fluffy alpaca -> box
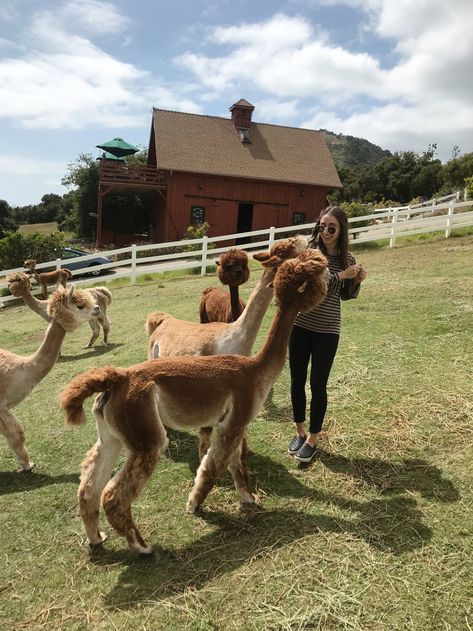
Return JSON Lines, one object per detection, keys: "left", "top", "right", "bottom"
{"left": 7, "top": 272, "right": 112, "bottom": 347}
{"left": 59, "top": 249, "right": 327, "bottom": 554}
{"left": 24, "top": 258, "right": 73, "bottom": 299}
{"left": 199, "top": 249, "right": 250, "bottom": 323}
{"left": 146, "top": 236, "right": 308, "bottom": 457}
{"left": 0, "top": 286, "right": 100, "bottom": 471}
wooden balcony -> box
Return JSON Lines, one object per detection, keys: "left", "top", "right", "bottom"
{"left": 98, "top": 160, "right": 167, "bottom": 190}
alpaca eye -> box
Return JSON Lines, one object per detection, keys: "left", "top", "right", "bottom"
{"left": 77, "top": 303, "right": 85, "bottom": 310}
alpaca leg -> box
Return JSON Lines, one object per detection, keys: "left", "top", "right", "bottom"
{"left": 0, "top": 408, "right": 34, "bottom": 471}
{"left": 187, "top": 426, "right": 243, "bottom": 513}
{"left": 77, "top": 418, "right": 122, "bottom": 546}
{"left": 227, "top": 434, "right": 256, "bottom": 505}
{"left": 41, "top": 284, "right": 48, "bottom": 299}
{"left": 198, "top": 427, "right": 213, "bottom": 460}
{"left": 86, "top": 319, "right": 100, "bottom": 348}
{"left": 100, "top": 315, "right": 110, "bottom": 345}
{"left": 101, "top": 449, "right": 160, "bottom": 554}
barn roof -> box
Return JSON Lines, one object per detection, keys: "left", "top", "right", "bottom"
{"left": 150, "top": 107, "right": 341, "bottom": 189}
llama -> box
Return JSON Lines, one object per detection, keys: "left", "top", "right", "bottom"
{"left": 7, "top": 272, "right": 112, "bottom": 348}
{"left": 59, "top": 249, "right": 327, "bottom": 554}
{"left": 146, "top": 236, "right": 308, "bottom": 458}
{"left": 0, "top": 286, "right": 100, "bottom": 471}
{"left": 24, "top": 258, "right": 73, "bottom": 299}
{"left": 199, "top": 248, "right": 250, "bottom": 323}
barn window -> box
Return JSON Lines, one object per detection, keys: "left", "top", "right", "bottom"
{"left": 190, "top": 205, "right": 205, "bottom": 224}
{"left": 293, "top": 212, "right": 307, "bottom": 225}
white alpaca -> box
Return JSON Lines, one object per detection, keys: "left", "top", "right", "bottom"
{"left": 7, "top": 272, "right": 112, "bottom": 348}
{"left": 0, "top": 286, "right": 100, "bottom": 471}
{"left": 146, "top": 236, "right": 308, "bottom": 457}
{"left": 60, "top": 249, "right": 327, "bottom": 554}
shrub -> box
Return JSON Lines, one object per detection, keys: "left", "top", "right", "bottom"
{"left": 0, "top": 231, "right": 66, "bottom": 270}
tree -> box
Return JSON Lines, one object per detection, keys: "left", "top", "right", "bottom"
{"left": 61, "top": 153, "right": 99, "bottom": 238}
{"left": 0, "top": 199, "right": 17, "bottom": 237}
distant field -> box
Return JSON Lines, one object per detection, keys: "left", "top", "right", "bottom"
{"left": 18, "top": 221, "right": 58, "bottom": 234}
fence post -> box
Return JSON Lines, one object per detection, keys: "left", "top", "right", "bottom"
{"left": 390, "top": 208, "right": 399, "bottom": 248}
{"left": 200, "top": 236, "right": 208, "bottom": 276}
{"left": 465, "top": 186, "right": 469, "bottom": 201}
{"left": 445, "top": 201, "right": 454, "bottom": 238}
{"left": 268, "top": 226, "right": 276, "bottom": 250}
{"left": 130, "top": 244, "right": 137, "bottom": 285}
{"left": 55, "top": 258, "right": 61, "bottom": 270}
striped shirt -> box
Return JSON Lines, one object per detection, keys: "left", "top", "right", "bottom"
{"left": 294, "top": 251, "right": 356, "bottom": 335}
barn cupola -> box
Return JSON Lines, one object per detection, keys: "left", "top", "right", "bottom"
{"left": 230, "top": 98, "right": 254, "bottom": 144}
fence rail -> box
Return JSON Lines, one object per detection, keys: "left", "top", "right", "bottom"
{"left": 1, "top": 199, "right": 472, "bottom": 306}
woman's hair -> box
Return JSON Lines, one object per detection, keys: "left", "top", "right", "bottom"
{"left": 308, "top": 205, "right": 350, "bottom": 269}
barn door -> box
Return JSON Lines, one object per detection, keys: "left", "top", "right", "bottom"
{"left": 236, "top": 202, "right": 254, "bottom": 245}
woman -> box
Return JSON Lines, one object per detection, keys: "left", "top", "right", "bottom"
{"left": 288, "top": 206, "right": 367, "bottom": 463}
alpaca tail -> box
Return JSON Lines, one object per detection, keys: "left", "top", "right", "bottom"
{"left": 59, "top": 366, "right": 125, "bottom": 425}
{"left": 146, "top": 311, "right": 169, "bottom": 336}
{"left": 92, "top": 287, "right": 112, "bottom": 305}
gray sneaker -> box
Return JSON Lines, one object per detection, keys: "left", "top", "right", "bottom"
{"left": 294, "top": 442, "right": 317, "bottom": 463}
{"left": 288, "top": 434, "right": 306, "bottom": 455}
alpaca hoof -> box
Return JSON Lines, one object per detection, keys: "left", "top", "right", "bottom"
{"left": 186, "top": 501, "right": 200, "bottom": 515}
{"left": 131, "top": 542, "right": 153, "bottom": 556}
{"left": 21, "top": 462, "right": 35, "bottom": 472}
{"left": 89, "top": 531, "right": 108, "bottom": 546}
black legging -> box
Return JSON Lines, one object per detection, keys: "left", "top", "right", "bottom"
{"left": 289, "top": 325, "right": 339, "bottom": 434}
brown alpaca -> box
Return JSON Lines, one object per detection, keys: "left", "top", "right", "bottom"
{"left": 146, "top": 236, "right": 308, "bottom": 458}
{"left": 59, "top": 249, "right": 327, "bottom": 554}
{"left": 0, "top": 286, "right": 100, "bottom": 471}
{"left": 24, "top": 258, "right": 73, "bottom": 299}
{"left": 199, "top": 249, "right": 250, "bottom": 323}
{"left": 7, "top": 272, "right": 112, "bottom": 348}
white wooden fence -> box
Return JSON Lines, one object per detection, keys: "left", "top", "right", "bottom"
{"left": 1, "top": 198, "right": 472, "bottom": 306}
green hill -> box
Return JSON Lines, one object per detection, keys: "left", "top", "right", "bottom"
{"left": 321, "top": 129, "right": 392, "bottom": 168}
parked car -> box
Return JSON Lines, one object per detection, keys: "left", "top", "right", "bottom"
{"left": 56, "top": 247, "right": 112, "bottom": 276}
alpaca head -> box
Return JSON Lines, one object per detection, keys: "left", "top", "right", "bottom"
{"left": 253, "top": 235, "right": 308, "bottom": 269}
{"left": 6, "top": 272, "right": 32, "bottom": 297}
{"left": 216, "top": 249, "right": 250, "bottom": 287}
{"left": 273, "top": 250, "right": 327, "bottom": 313}
{"left": 24, "top": 258, "right": 37, "bottom": 271}
{"left": 47, "top": 285, "right": 100, "bottom": 331}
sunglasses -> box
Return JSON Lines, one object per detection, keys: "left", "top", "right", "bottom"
{"left": 317, "top": 224, "right": 337, "bottom": 235}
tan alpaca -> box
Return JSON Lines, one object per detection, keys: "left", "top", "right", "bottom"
{"left": 7, "top": 272, "right": 112, "bottom": 348}
{"left": 0, "top": 286, "right": 100, "bottom": 471}
{"left": 199, "top": 249, "right": 250, "bottom": 323}
{"left": 24, "top": 258, "right": 73, "bottom": 299}
{"left": 59, "top": 249, "right": 327, "bottom": 554}
{"left": 146, "top": 236, "right": 307, "bottom": 457}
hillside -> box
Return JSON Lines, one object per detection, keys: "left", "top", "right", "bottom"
{"left": 321, "top": 129, "right": 392, "bottom": 168}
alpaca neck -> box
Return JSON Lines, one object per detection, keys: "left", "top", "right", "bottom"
{"left": 21, "top": 290, "right": 51, "bottom": 322}
{"left": 25, "top": 320, "right": 66, "bottom": 386}
{"left": 229, "top": 267, "right": 276, "bottom": 349}
{"left": 229, "top": 285, "right": 242, "bottom": 321}
{"left": 254, "top": 303, "right": 299, "bottom": 379}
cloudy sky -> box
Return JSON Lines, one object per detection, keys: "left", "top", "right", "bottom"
{"left": 1, "top": 0, "right": 472, "bottom": 206}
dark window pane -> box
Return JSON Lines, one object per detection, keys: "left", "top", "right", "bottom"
{"left": 293, "top": 212, "right": 306, "bottom": 225}
{"left": 190, "top": 205, "right": 205, "bottom": 224}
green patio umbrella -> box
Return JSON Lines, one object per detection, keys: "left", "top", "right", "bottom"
{"left": 96, "top": 137, "right": 139, "bottom": 158}
{"left": 99, "top": 150, "right": 125, "bottom": 161}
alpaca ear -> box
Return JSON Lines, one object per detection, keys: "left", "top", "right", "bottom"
{"left": 66, "top": 285, "right": 75, "bottom": 303}
{"left": 215, "top": 259, "right": 221, "bottom": 267}
{"left": 253, "top": 251, "right": 269, "bottom": 262}
{"left": 297, "top": 281, "right": 308, "bottom": 294}
{"left": 267, "top": 281, "right": 274, "bottom": 288}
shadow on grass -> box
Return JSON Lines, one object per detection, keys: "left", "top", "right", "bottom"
{"left": 165, "top": 430, "right": 460, "bottom": 504}
{"left": 96, "top": 497, "right": 432, "bottom": 610}
{"left": 57, "top": 342, "right": 125, "bottom": 362}
{"left": 316, "top": 449, "right": 460, "bottom": 503}
{"left": 0, "top": 471, "right": 78, "bottom": 496}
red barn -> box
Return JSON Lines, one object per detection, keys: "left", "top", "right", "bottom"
{"left": 97, "top": 99, "right": 341, "bottom": 246}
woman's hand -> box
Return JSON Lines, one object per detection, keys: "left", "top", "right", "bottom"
{"left": 354, "top": 264, "right": 367, "bottom": 283}
{"left": 339, "top": 264, "right": 360, "bottom": 280}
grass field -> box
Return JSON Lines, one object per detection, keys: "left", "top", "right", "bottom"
{"left": 0, "top": 234, "right": 472, "bottom": 630}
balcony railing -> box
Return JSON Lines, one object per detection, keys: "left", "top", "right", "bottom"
{"left": 99, "top": 161, "right": 167, "bottom": 187}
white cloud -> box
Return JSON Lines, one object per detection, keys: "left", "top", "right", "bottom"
{"left": 0, "top": 1, "right": 200, "bottom": 130}
{"left": 177, "top": 3, "right": 473, "bottom": 160}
